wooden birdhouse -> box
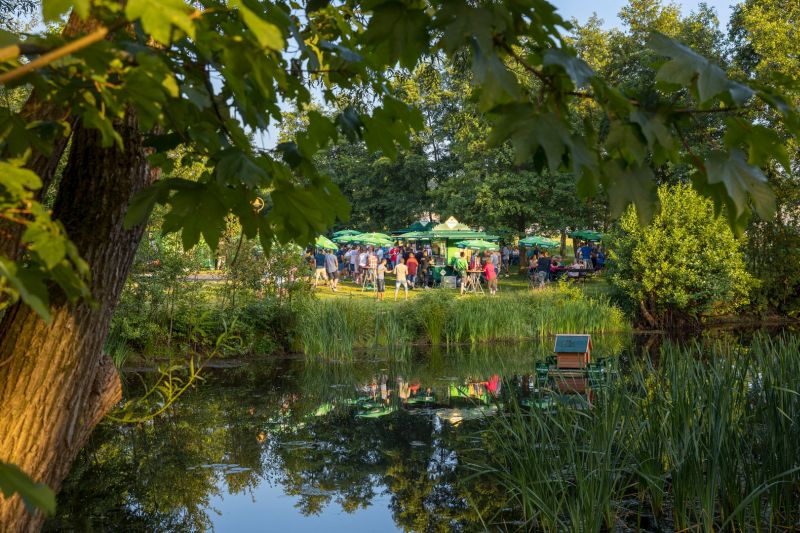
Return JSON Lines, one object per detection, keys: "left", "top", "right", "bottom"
{"left": 553, "top": 334, "right": 592, "bottom": 370}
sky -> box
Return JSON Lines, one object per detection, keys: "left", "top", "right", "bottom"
{"left": 554, "top": 0, "right": 733, "bottom": 29}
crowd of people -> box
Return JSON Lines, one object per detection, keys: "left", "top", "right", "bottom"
{"left": 305, "top": 240, "right": 606, "bottom": 299}
{"left": 526, "top": 241, "right": 606, "bottom": 288}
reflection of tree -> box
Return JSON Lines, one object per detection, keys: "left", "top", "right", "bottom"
{"left": 47, "top": 349, "right": 548, "bottom": 531}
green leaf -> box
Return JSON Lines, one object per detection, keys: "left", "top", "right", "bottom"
{"left": 215, "top": 150, "right": 269, "bottom": 188}
{"left": 363, "top": 1, "right": 429, "bottom": 69}
{"left": 629, "top": 110, "right": 674, "bottom": 164}
{"left": 22, "top": 223, "right": 66, "bottom": 270}
{"left": 42, "top": 0, "right": 89, "bottom": 22}
{"left": 231, "top": 0, "right": 285, "bottom": 51}
{"left": 124, "top": 183, "right": 168, "bottom": 229}
{"left": 0, "top": 461, "right": 56, "bottom": 515}
{"left": 604, "top": 161, "right": 658, "bottom": 226}
{"left": 472, "top": 39, "right": 522, "bottom": 112}
{"left": 571, "top": 135, "right": 600, "bottom": 197}
{"left": 0, "top": 161, "right": 42, "bottom": 196}
{"left": 705, "top": 149, "right": 776, "bottom": 221}
{"left": 543, "top": 48, "right": 594, "bottom": 87}
{"left": 0, "top": 259, "right": 51, "bottom": 322}
{"left": 649, "top": 32, "right": 753, "bottom": 106}
{"left": 488, "top": 107, "right": 570, "bottom": 169}
{"left": 605, "top": 121, "right": 647, "bottom": 165}
{"left": 125, "top": 0, "right": 196, "bottom": 44}
{"left": 723, "top": 118, "right": 791, "bottom": 174}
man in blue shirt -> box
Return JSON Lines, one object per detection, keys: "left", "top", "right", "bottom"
{"left": 579, "top": 242, "right": 593, "bottom": 268}
{"left": 314, "top": 249, "right": 327, "bottom": 287}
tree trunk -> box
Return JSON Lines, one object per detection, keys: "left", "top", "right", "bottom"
{"left": 0, "top": 109, "right": 153, "bottom": 531}
{"left": 0, "top": 12, "right": 105, "bottom": 262}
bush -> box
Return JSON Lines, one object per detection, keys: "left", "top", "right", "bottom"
{"left": 606, "top": 184, "right": 754, "bottom": 327}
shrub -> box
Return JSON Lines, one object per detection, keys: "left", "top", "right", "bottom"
{"left": 606, "top": 184, "right": 754, "bottom": 327}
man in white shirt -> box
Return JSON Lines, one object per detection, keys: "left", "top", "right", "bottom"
{"left": 358, "top": 248, "right": 369, "bottom": 283}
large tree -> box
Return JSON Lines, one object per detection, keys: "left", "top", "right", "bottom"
{"left": 0, "top": 1, "right": 797, "bottom": 530}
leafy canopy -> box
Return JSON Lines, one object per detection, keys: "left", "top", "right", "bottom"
{"left": 0, "top": 0, "right": 798, "bottom": 317}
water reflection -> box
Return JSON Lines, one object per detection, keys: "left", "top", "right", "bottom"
{"left": 47, "top": 339, "right": 629, "bottom": 532}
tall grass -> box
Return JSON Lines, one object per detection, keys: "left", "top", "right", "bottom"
{"left": 474, "top": 334, "right": 800, "bottom": 531}
{"left": 295, "top": 285, "right": 629, "bottom": 359}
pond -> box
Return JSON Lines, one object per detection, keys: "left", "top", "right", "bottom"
{"left": 45, "top": 337, "right": 631, "bottom": 532}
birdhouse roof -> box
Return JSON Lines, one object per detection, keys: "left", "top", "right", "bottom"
{"left": 554, "top": 334, "right": 592, "bottom": 353}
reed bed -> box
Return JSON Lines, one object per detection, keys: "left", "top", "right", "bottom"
{"left": 294, "top": 286, "right": 628, "bottom": 359}
{"left": 475, "top": 335, "right": 800, "bottom": 532}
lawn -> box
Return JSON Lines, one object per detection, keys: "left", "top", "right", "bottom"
{"left": 312, "top": 270, "right": 611, "bottom": 301}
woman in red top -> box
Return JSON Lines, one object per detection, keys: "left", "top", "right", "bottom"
{"left": 483, "top": 259, "right": 498, "bottom": 295}
{"left": 406, "top": 254, "right": 419, "bottom": 289}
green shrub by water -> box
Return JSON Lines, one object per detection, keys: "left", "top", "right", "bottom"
{"left": 295, "top": 284, "right": 628, "bottom": 359}
{"left": 475, "top": 334, "right": 800, "bottom": 531}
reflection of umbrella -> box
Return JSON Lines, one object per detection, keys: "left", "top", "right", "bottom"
{"left": 315, "top": 235, "right": 338, "bottom": 250}
{"left": 332, "top": 229, "right": 361, "bottom": 237}
{"left": 455, "top": 239, "right": 499, "bottom": 251}
{"left": 519, "top": 236, "right": 559, "bottom": 248}
{"left": 569, "top": 230, "right": 603, "bottom": 241}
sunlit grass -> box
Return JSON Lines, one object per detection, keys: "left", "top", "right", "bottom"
{"left": 296, "top": 283, "right": 628, "bottom": 359}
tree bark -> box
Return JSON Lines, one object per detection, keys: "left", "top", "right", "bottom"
{"left": 0, "top": 109, "right": 153, "bottom": 531}
{"left": 0, "top": 12, "right": 105, "bottom": 262}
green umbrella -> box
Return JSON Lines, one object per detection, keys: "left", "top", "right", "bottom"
{"left": 519, "top": 236, "right": 560, "bottom": 248}
{"left": 358, "top": 235, "right": 393, "bottom": 247}
{"left": 333, "top": 233, "right": 361, "bottom": 243}
{"left": 455, "top": 239, "right": 499, "bottom": 251}
{"left": 399, "top": 231, "right": 432, "bottom": 240}
{"left": 315, "top": 235, "right": 338, "bottom": 250}
{"left": 569, "top": 230, "right": 603, "bottom": 241}
{"left": 358, "top": 232, "right": 392, "bottom": 241}
{"left": 332, "top": 229, "right": 361, "bottom": 237}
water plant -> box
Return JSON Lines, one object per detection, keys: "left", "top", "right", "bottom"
{"left": 474, "top": 334, "right": 800, "bottom": 531}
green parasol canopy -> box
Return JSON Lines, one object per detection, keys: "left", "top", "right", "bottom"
{"left": 358, "top": 232, "right": 392, "bottom": 241}
{"left": 455, "top": 239, "right": 499, "bottom": 251}
{"left": 333, "top": 233, "right": 361, "bottom": 243}
{"left": 358, "top": 235, "right": 394, "bottom": 246}
{"left": 519, "top": 235, "right": 560, "bottom": 248}
{"left": 315, "top": 235, "right": 338, "bottom": 250}
{"left": 399, "top": 231, "right": 432, "bottom": 241}
{"left": 332, "top": 229, "right": 361, "bottom": 237}
{"left": 569, "top": 230, "right": 603, "bottom": 241}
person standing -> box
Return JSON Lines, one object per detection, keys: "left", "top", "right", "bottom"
{"left": 358, "top": 247, "right": 369, "bottom": 283}
{"left": 393, "top": 257, "right": 409, "bottom": 300}
{"left": 406, "top": 253, "right": 419, "bottom": 289}
{"left": 314, "top": 248, "right": 327, "bottom": 287}
{"left": 502, "top": 245, "right": 511, "bottom": 276}
{"left": 537, "top": 250, "right": 552, "bottom": 288}
{"left": 325, "top": 248, "right": 339, "bottom": 292}
{"left": 455, "top": 251, "right": 469, "bottom": 295}
{"left": 348, "top": 246, "right": 358, "bottom": 281}
{"left": 579, "top": 241, "right": 593, "bottom": 268}
{"left": 376, "top": 258, "right": 387, "bottom": 301}
{"left": 483, "top": 257, "right": 498, "bottom": 295}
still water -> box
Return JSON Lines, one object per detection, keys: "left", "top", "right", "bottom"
{"left": 45, "top": 338, "right": 629, "bottom": 532}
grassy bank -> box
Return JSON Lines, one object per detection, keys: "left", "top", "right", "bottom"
{"left": 477, "top": 335, "right": 800, "bottom": 531}
{"left": 295, "top": 284, "right": 628, "bottom": 359}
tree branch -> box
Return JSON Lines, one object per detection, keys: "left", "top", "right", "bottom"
{"left": 0, "top": 27, "right": 110, "bottom": 85}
